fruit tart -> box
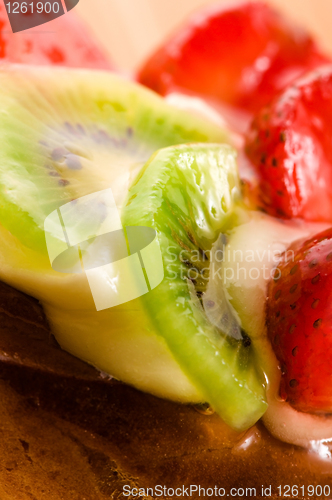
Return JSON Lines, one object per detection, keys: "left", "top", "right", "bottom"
{"left": 2, "top": 2, "right": 332, "bottom": 499}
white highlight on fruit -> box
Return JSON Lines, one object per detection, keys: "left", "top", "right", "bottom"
{"left": 166, "top": 92, "right": 244, "bottom": 148}
{"left": 166, "top": 92, "right": 228, "bottom": 129}
{"left": 166, "top": 90, "right": 251, "bottom": 136}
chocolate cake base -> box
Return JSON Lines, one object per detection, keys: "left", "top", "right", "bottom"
{"left": 0, "top": 281, "right": 330, "bottom": 500}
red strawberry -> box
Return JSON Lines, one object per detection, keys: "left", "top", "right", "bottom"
{"left": 0, "top": 4, "right": 113, "bottom": 69}
{"left": 138, "top": 1, "right": 328, "bottom": 117}
{"left": 267, "top": 228, "right": 332, "bottom": 413}
{"left": 245, "top": 65, "right": 332, "bottom": 222}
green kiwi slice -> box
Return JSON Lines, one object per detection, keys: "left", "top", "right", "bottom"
{"left": 0, "top": 64, "right": 228, "bottom": 252}
{"left": 122, "top": 144, "right": 267, "bottom": 430}
{"left": 0, "top": 66, "right": 266, "bottom": 431}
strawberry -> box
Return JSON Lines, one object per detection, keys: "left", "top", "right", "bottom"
{"left": 267, "top": 228, "right": 332, "bottom": 413}
{"left": 0, "top": 4, "right": 113, "bottom": 70}
{"left": 137, "top": 1, "right": 328, "bottom": 117}
{"left": 245, "top": 65, "right": 332, "bottom": 222}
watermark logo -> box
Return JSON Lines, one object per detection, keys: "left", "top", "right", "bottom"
{"left": 44, "top": 188, "right": 164, "bottom": 311}
{"left": 3, "top": 0, "right": 80, "bottom": 33}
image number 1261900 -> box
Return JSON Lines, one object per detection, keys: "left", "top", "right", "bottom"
{"left": 3, "top": 0, "right": 80, "bottom": 32}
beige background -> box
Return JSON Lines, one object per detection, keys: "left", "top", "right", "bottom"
{"left": 75, "top": 0, "right": 332, "bottom": 71}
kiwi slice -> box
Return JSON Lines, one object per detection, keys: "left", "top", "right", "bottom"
{"left": 0, "top": 65, "right": 266, "bottom": 431}
{"left": 0, "top": 64, "right": 228, "bottom": 252}
{"left": 122, "top": 144, "right": 267, "bottom": 430}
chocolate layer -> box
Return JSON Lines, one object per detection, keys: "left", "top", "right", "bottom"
{"left": 0, "top": 281, "right": 330, "bottom": 499}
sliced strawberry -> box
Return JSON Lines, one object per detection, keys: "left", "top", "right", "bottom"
{"left": 267, "top": 228, "right": 332, "bottom": 413}
{"left": 0, "top": 4, "right": 113, "bottom": 69}
{"left": 245, "top": 65, "right": 332, "bottom": 222}
{"left": 138, "top": 1, "right": 328, "bottom": 117}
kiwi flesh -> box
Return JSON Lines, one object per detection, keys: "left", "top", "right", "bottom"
{"left": 121, "top": 144, "right": 267, "bottom": 430}
{"left": 0, "top": 64, "right": 228, "bottom": 252}
{"left": 0, "top": 64, "right": 233, "bottom": 405}
{"left": 0, "top": 65, "right": 266, "bottom": 431}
